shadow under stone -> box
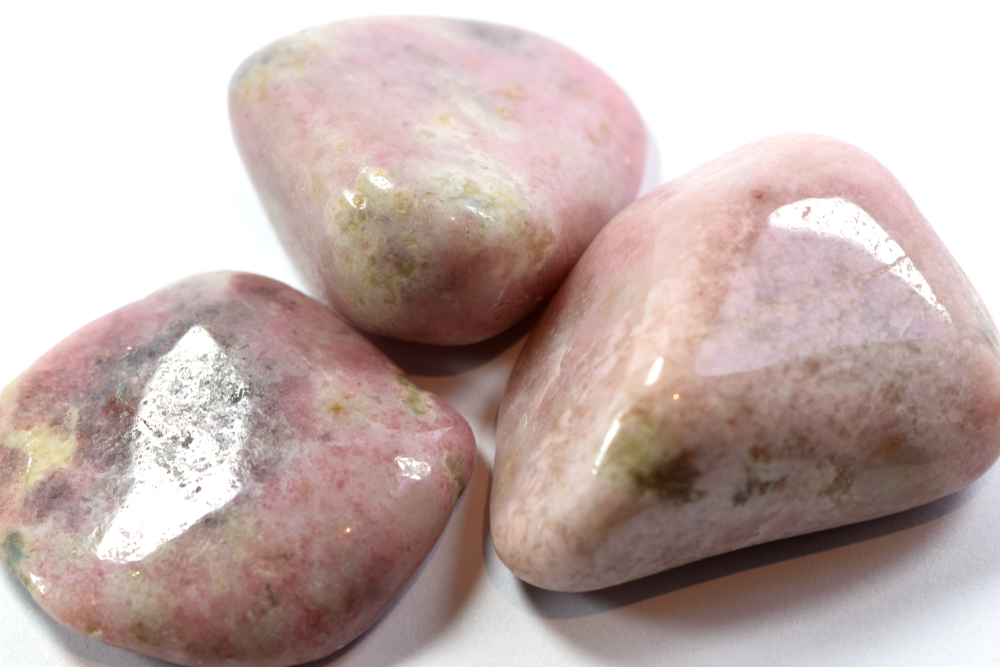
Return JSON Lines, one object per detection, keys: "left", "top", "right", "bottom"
{"left": 362, "top": 306, "right": 543, "bottom": 378}
{"left": 483, "top": 467, "right": 991, "bottom": 621}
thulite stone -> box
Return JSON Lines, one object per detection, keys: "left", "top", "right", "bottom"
{"left": 229, "top": 16, "right": 645, "bottom": 345}
{"left": 0, "top": 273, "right": 475, "bottom": 666}
{"left": 491, "top": 134, "right": 1000, "bottom": 592}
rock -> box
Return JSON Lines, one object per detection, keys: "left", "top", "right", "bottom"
{"left": 229, "top": 17, "right": 645, "bottom": 345}
{"left": 0, "top": 273, "right": 475, "bottom": 666}
{"left": 491, "top": 134, "right": 1000, "bottom": 592}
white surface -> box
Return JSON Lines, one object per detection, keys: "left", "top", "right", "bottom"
{"left": 2, "top": 1, "right": 1000, "bottom": 665}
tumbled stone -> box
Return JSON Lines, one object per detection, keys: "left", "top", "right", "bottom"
{"left": 0, "top": 273, "right": 475, "bottom": 666}
{"left": 491, "top": 134, "right": 1000, "bottom": 592}
{"left": 229, "top": 16, "right": 645, "bottom": 345}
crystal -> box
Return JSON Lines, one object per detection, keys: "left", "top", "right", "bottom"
{"left": 0, "top": 272, "right": 475, "bottom": 665}
{"left": 229, "top": 16, "right": 645, "bottom": 344}
{"left": 491, "top": 134, "right": 1000, "bottom": 591}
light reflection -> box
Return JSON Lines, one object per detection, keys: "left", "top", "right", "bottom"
{"left": 395, "top": 456, "right": 431, "bottom": 481}
{"left": 342, "top": 189, "right": 365, "bottom": 210}
{"left": 466, "top": 204, "right": 494, "bottom": 222}
{"left": 644, "top": 357, "right": 664, "bottom": 386}
{"left": 365, "top": 168, "right": 393, "bottom": 191}
{"left": 768, "top": 198, "right": 949, "bottom": 320}
{"left": 592, "top": 412, "right": 623, "bottom": 473}
{"left": 94, "top": 325, "right": 251, "bottom": 563}
{"left": 695, "top": 197, "right": 952, "bottom": 376}
{"left": 28, "top": 573, "right": 50, "bottom": 595}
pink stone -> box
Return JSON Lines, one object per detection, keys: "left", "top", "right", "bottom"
{"left": 0, "top": 273, "right": 475, "bottom": 666}
{"left": 229, "top": 17, "right": 645, "bottom": 345}
{"left": 491, "top": 134, "right": 1000, "bottom": 592}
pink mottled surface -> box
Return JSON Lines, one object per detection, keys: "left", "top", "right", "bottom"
{"left": 0, "top": 272, "right": 475, "bottom": 666}
{"left": 228, "top": 16, "right": 645, "bottom": 345}
{"left": 492, "top": 134, "right": 1000, "bottom": 592}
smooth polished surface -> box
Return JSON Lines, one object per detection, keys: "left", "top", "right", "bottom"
{"left": 0, "top": 273, "right": 476, "bottom": 666}
{"left": 492, "top": 134, "right": 1000, "bottom": 592}
{"left": 229, "top": 16, "right": 645, "bottom": 345}
{"left": 7, "top": 3, "right": 1000, "bottom": 666}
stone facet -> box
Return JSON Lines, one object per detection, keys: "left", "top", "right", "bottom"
{"left": 0, "top": 272, "right": 475, "bottom": 666}
{"left": 229, "top": 16, "right": 645, "bottom": 344}
{"left": 491, "top": 134, "right": 1000, "bottom": 592}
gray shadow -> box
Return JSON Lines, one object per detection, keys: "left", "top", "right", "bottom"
{"left": 482, "top": 465, "right": 993, "bottom": 621}
{"left": 362, "top": 307, "right": 542, "bottom": 378}
{"left": 2, "top": 570, "right": 175, "bottom": 667}
{"left": 637, "top": 118, "right": 663, "bottom": 197}
{"left": 357, "top": 119, "right": 660, "bottom": 380}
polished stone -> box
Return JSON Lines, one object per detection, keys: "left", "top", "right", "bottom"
{"left": 229, "top": 16, "right": 645, "bottom": 345}
{"left": 0, "top": 272, "right": 475, "bottom": 666}
{"left": 491, "top": 134, "right": 1000, "bottom": 592}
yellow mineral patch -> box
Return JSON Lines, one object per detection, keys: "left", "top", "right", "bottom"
{"left": 819, "top": 455, "right": 854, "bottom": 501}
{"left": 329, "top": 390, "right": 356, "bottom": 416}
{"left": 520, "top": 218, "right": 555, "bottom": 266}
{"left": 445, "top": 452, "right": 468, "bottom": 499}
{"left": 5, "top": 409, "right": 79, "bottom": 488}
{"left": 330, "top": 168, "right": 430, "bottom": 309}
{"left": 303, "top": 170, "right": 328, "bottom": 200}
{"left": 594, "top": 406, "right": 703, "bottom": 504}
{"left": 495, "top": 82, "right": 529, "bottom": 100}
{"left": 317, "top": 382, "right": 379, "bottom": 431}
{"left": 398, "top": 377, "right": 432, "bottom": 418}
{"left": 435, "top": 171, "right": 554, "bottom": 268}
{"left": 328, "top": 163, "right": 553, "bottom": 321}
{"left": 236, "top": 64, "right": 272, "bottom": 102}
{"left": 287, "top": 55, "right": 309, "bottom": 72}
{"left": 1, "top": 380, "right": 17, "bottom": 403}
{"left": 368, "top": 168, "right": 390, "bottom": 180}
{"left": 235, "top": 39, "right": 318, "bottom": 102}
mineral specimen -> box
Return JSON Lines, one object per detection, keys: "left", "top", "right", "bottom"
{"left": 491, "top": 134, "right": 1000, "bottom": 591}
{"left": 229, "top": 16, "right": 645, "bottom": 344}
{"left": 0, "top": 272, "right": 475, "bottom": 666}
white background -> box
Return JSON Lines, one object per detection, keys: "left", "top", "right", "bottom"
{"left": 2, "top": 1, "right": 1000, "bottom": 666}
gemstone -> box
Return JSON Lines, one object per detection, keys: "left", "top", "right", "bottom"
{"left": 491, "top": 134, "right": 1000, "bottom": 592}
{"left": 0, "top": 272, "right": 475, "bottom": 666}
{"left": 229, "top": 16, "right": 645, "bottom": 345}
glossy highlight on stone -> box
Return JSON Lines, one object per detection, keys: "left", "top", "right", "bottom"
{"left": 0, "top": 272, "right": 475, "bottom": 666}
{"left": 491, "top": 134, "right": 1000, "bottom": 592}
{"left": 229, "top": 16, "right": 645, "bottom": 345}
